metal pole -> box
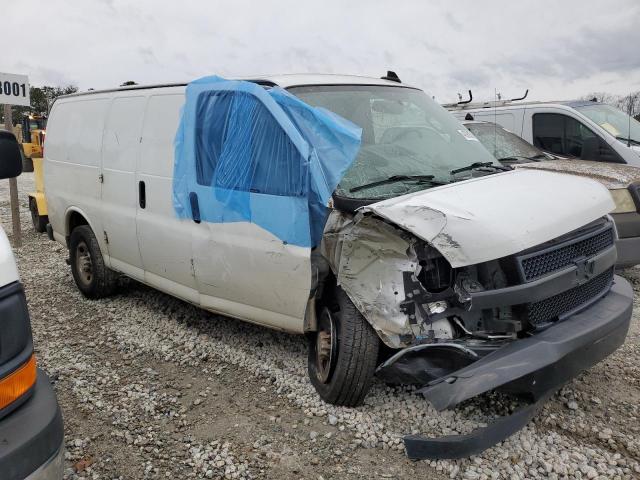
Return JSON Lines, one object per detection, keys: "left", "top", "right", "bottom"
{"left": 3, "top": 104, "right": 22, "bottom": 248}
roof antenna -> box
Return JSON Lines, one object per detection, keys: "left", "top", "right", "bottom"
{"left": 457, "top": 90, "right": 473, "bottom": 104}
{"left": 627, "top": 92, "right": 633, "bottom": 148}
{"left": 381, "top": 70, "right": 401, "bottom": 83}
{"left": 494, "top": 88, "right": 498, "bottom": 157}
{"left": 510, "top": 89, "right": 529, "bottom": 101}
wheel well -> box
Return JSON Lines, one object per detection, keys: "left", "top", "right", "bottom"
{"left": 66, "top": 211, "right": 89, "bottom": 246}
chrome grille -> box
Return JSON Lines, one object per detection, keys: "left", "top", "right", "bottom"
{"left": 518, "top": 226, "right": 614, "bottom": 282}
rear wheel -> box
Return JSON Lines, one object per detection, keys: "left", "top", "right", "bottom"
{"left": 308, "top": 287, "right": 380, "bottom": 406}
{"left": 29, "top": 198, "right": 48, "bottom": 233}
{"left": 69, "top": 225, "right": 117, "bottom": 299}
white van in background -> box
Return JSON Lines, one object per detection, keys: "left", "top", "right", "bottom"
{"left": 448, "top": 98, "right": 640, "bottom": 166}
{"left": 42, "top": 75, "right": 633, "bottom": 457}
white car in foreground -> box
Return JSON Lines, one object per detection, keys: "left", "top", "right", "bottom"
{"left": 43, "top": 73, "right": 633, "bottom": 458}
{"left": 0, "top": 130, "right": 63, "bottom": 479}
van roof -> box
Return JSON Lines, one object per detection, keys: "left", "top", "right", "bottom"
{"left": 58, "top": 73, "right": 415, "bottom": 99}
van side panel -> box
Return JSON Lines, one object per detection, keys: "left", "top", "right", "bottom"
{"left": 44, "top": 97, "right": 110, "bottom": 254}
{"left": 46, "top": 87, "right": 311, "bottom": 333}
{"left": 137, "top": 93, "right": 199, "bottom": 304}
{"left": 192, "top": 220, "right": 311, "bottom": 332}
{"left": 100, "top": 96, "right": 146, "bottom": 279}
{"left": 137, "top": 92, "right": 311, "bottom": 329}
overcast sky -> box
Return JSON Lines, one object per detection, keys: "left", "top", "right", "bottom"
{"left": 5, "top": 0, "right": 640, "bottom": 103}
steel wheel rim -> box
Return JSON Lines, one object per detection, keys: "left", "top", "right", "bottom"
{"left": 76, "top": 241, "right": 93, "bottom": 286}
{"left": 316, "top": 307, "right": 337, "bottom": 384}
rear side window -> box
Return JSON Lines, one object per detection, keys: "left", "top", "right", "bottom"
{"left": 533, "top": 113, "right": 622, "bottom": 163}
{"left": 195, "top": 90, "right": 305, "bottom": 196}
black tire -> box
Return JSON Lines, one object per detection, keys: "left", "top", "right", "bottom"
{"left": 22, "top": 155, "right": 34, "bottom": 173}
{"left": 308, "top": 287, "right": 380, "bottom": 406}
{"left": 29, "top": 198, "right": 48, "bottom": 233}
{"left": 69, "top": 225, "right": 117, "bottom": 299}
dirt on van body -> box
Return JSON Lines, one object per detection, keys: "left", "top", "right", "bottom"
{"left": 2, "top": 173, "right": 639, "bottom": 479}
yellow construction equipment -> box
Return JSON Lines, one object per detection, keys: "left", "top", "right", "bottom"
{"left": 20, "top": 115, "right": 48, "bottom": 232}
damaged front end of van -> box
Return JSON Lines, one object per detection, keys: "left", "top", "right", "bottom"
{"left": 320, "top": 169, "right": 633, "bottom": 459}
{"left": 171, "top": 76, "right": 633, "bottom": 460}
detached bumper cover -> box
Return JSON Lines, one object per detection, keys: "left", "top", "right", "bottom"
{"left": 0, "top": 370, "right": 64, "bottom": 480}
{"left": 404, "top": 275, "right": 633, "bottom": 459}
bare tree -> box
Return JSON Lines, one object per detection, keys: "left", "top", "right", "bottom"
{"left": 580, "top": 92, "right": 619, "bottom": 104}
{"left": 580, "top": 90, "right": 640, "bottom": 118}
{"left": 618, "top": 92, "right": 640, "bottom": 117}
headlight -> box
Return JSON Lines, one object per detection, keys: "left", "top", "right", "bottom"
{"left": 610, "top": 189, "right": 636, "bottom": 213}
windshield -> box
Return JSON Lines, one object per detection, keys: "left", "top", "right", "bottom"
{"left": 465, "top": 123, "right": 544, "bottom": 161}
{"left": 288, "top": 85, "right": 497, "bottom": 199}
{"left": 575, "top": 103, "right": 640, "bottom": 145}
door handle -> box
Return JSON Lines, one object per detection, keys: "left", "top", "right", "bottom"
{"left": 138, "top": 181, "right": 146, "bottom": 209}
{"left": 189, "top": 192, "right": 201, "bottom": 223}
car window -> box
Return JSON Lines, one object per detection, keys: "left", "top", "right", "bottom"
{"left": 195, "top": 90, "right": 305, "bottom": 196}
{"left": 574, "top": 103, "right": 640, "bottom": 145}
{"left": 465, "top": 123, "right": 542, "bottom": 161}
{"left": 533, "top": 113, "right": 622, "bottom": 163}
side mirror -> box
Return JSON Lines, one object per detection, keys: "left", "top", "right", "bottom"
{"left": 0, "top": 130, "right": 23, "bottom": 179}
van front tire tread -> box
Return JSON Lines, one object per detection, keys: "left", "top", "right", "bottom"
{"left": 69, "top": 225, "right": 117, "bottom": 299}
{"left": 309, "top": 288, "right": 379, "bottom": 407}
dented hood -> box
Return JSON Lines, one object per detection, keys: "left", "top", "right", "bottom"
{"left": 362, "top": 169, "right": 614, "bottom": 268}
{"left": 515, "top": 159, "right": 640, "bottom": 189}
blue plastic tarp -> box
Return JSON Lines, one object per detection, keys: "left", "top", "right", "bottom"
{"left": 173, "top": 76, "right": 362, "bottom": 248}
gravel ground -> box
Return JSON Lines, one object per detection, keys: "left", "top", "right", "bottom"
{"left": 1, "top": 173, "right": 640, "bottom": 479}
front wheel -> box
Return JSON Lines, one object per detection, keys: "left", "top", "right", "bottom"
{"left": 308, "top": 287, "right": 380, "bottom": 406}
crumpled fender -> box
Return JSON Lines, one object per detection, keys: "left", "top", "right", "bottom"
{"left": 321, "top": 210, "right": 420, "bottom": 348}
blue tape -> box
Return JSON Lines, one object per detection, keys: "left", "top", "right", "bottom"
{"left": 173, "top": 76, "right": 361, "bottom": 247}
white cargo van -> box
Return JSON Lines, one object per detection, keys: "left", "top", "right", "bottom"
{"left": 448, "top": 99, "right": 640, "bottom": 166}
{"left": 44, "top": 74, "right": 633, "bottom": 457}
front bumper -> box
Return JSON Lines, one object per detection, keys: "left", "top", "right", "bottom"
{"left": 615, "top": 236, "right": 640, "bottom": 268}
{"left": 24, "top": 446, "right": 64, "bottom": 480}
{"left": 404, "top": 275, "right": 633, "bottom": 459}
{"left": 0, "top": 370, "right": 64, "bottom": 480}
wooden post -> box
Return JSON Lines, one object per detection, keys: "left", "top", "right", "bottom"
{"left": 3, "top": 104, "right": 22, "bottom": 248}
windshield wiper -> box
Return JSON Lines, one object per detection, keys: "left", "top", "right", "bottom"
{"left": 349, "top": 174, "right": 445, "bottom": 193}
{"left": 616, "top": 136, "right": 640, "bottom": 147}
{"left": 498, "top": 155, "right": 545, "bottom": 164}
{"left": 450, "top": 161, "right": 508, "bottom": 175}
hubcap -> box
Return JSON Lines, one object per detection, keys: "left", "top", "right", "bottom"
{"left": 76, "top": 241, "right": 93, "bottom": 286}
{"left": 316, "top": 307, "right": 337, "bottom": 384}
